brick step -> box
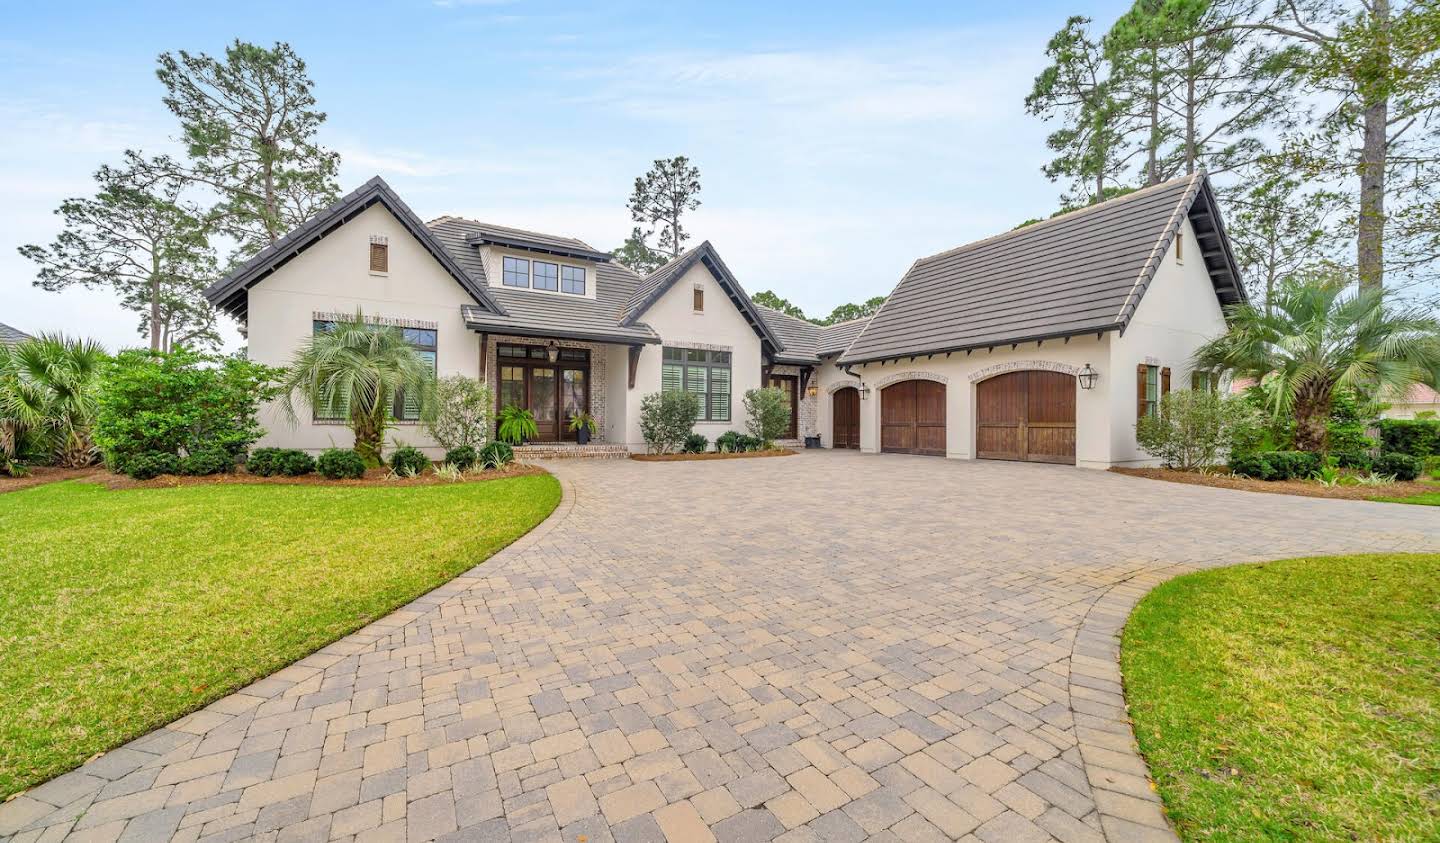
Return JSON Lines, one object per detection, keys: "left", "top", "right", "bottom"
{"left": 513, "top": 443, "right": 631, "bottom": 460}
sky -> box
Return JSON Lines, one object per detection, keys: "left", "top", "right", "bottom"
{"left": 0, "top": 0, "right": 1135, "bottom": 353}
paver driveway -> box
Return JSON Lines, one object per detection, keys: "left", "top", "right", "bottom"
{"left": 4, "top": 452, "right": 1437, "bottom": 843}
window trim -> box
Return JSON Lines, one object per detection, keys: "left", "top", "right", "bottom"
{"left": 502, "top": 255, "right": 531, "bottom": 288}
{"left": 561, "top": 264, "right": 586, "bottom": 295}
{"left": 662, "top": 346, "right": 730, "bottom": 422}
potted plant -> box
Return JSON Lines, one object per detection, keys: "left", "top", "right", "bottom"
{"left": 497, "top": 404, "right": 538, "bottom": 445}
{"left": 568, "top": 410, "right": 597, "bottom": 445}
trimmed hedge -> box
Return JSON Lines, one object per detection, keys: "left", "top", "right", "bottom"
{"left": 317, "top": 448, "right": 366, "bottom": 480}
{"left": 1374, "top": 453, "right": 1422, "bottom": 481}
{"left": 125, "top": 453, "right": 181, "bottom": 480}
{"left": 179, "top": 448, "right": 233, "bottom": 476}
{"left": 389, "top": 446, "right": 430, "bottom": 476}
{"left": 1230, "top": 450, "right": 1321, "bottom": 481}
{"left": 247, "top": 448, "right": 315, "bottom": 477}
{"left": 445, "top": 445, "right": 478, "bottom": 471}
{"left": 1377, "top": 419, "right": 1439, "bottom": 457}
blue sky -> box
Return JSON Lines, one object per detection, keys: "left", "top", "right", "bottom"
{"left": 1, "top": 0, "right": 1133, "bottom": 351}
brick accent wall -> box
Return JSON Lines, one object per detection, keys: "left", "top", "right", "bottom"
{"left": 768, "top": 364, "right": 817, "bottom": 439}
{"left": 483, "top": 334, "right": 611, "bottom": 442}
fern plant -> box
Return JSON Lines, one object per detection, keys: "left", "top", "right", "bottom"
{"left": 497, "top": 404, "right": 538, "bottom": 445}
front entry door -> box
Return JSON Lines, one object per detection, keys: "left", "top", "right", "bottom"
{"left": 496, "top": 344, "right": 591, "bottom": 443}
{"left": 767, "top": 375, "right": 799, "bottom": 440}
{"left": 832, "top": 387, "right": 860, "bottom": 449}
{"left": 527, "top": 368, "right": 558, "bottom": 441}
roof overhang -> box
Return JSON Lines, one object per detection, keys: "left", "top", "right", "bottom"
{"left": 463, "top": 232, "right": 612, "bottom": 263}
{"left": 461, "top": 308, "right": 660, "bottom": 346}
{"left": 203, "top": 176, "right": 506, "bottom": 321}
{"left": 841, "top": 325, "right": 1120, "bottom": 367}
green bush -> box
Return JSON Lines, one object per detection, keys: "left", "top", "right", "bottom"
{"left": 1426, "top": 455, "right": 1440, "bottom": 479}
{"left": 425, "top": 375, "right": 492, "bottom": 451}
{"left": 683, "top": 434, "right": 708, "bottom": 454}
{"left": 95, "top": 348, "right": 281, "bottom": 472}
{"left": 1332, "top": 451, "right": 1373, "bottom": 471}
{"left": 716, "top": 431, "right": 763, "bottom": 453}
{"left": 1374, "top": 453, "right": 1422, "bottom": 481}
{"left": 317, "top": 448, "right": 366, "bottom": 480}
{"left": 179, "top": 448, "right": 233, "bottom": 476}
{"left": 1136, "top": 391, "right": 1259, "bottom": 471}
{"left": 1230, "top": 450, "right": 1321, "bottom": 481}
{"left": 247, "top": 448, "right": 314, "bottom": 477}
{"left": 743, "top": 387, "right": 791, "bottom": 446}
{"left": 639, "top": 390, "right": 701, "bottom": 454}
{"left": 389, "top": 446, "right": 430, "bottom": 477}
{"left": 480, "top": 441, "right": 514, "bottom": 469}
{"left": 125, "top": 452, "right": 181, "bottom": 480}
{"left": 1377, "top": 419, "right": 1440, "bottom": 457}
{"left": 445, "top": 445, "right": 478, "bottom": 471}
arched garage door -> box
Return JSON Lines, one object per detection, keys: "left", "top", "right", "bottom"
{"left": 881, "top": 380, "right": 946, "bottom": 455}
{"left": 975, "top": 370, "right": 1076, "bottom": 464}
{"left": 832, "top": 386, "right": 860, "bottom": 449}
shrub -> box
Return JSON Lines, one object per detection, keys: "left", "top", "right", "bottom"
{"left": 389, "top": 446, "right": 430, "bottom": 477}
{"left": 445, "top": 445, "right": 478, "bottom": 471}
{"left": 1332, "top": 450, "right": 1373, "bottom": 471}
{"left": 95, "top": 348, "right": 281, "bottom": 472}
{"left": 1373, "top": 452, "right": 1422, "bottom": 481}
{"left": 744, "top": 387, "right": 790, "bottom": 446}
{"left": 639, "top": 391, "right": 701, "bottom": 454}
{"left": 276, "top": 450, "right": 316, "bottom": 476}
{"left": 683, "top": 433, "right": 708, "bottom": 454}
{"left": 1136, "top": 391, "right": 1258, "bottom": 471}
{"left": 1230, "top": 450, "right": 1321, "bottom": 481}
{"left": 0, "top": 335, "right": 106, "bottom": 469}
{"left": 318, "top": 448, "right": 366, "bottom": 480}
{"left": 246, "top": 447, "right": 283, "bottom": 476}
{"left": 125, "top": 452, "right": 181, "bottom": 480}
{"left": 480, "top": 441, "right": 514, "bottom": 469}
{"left": 247, "top": 448, "right": 314, "bottom": 477}
{"left": 179, "top": 448, "right": 234, "bottom": 476}
{"left": 1426, "top": 455, "right": 1440, "bottom": 479}
{"left": 426, "top": 375, "right": 491, "bottom": 451}
{"left": 497, "top": 404, "right": 539, "bottom": 445}
{"left": 715, "top": 430, "right": 763, "bottom": 453}
{"left": 1377, "top": 419, "right": 1440, "bottom": 457}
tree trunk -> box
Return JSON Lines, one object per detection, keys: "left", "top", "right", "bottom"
{"left": 148, "top": 255, "right": 162, "bottom": 351}
{"left": 1184, "top": 41, "right": 1196, "bottom": 175}
{"left": 1147, "top": 53, "right": 1160, "bottom": 185}
{"left": 352, "top": 408, "right": 384, "bottom": 467}
{"left": 1292, "top": 386, "right": 1332, "bottom": 453}
{"left": 1358, "top": 0, "right": 1391, "bottom": 289}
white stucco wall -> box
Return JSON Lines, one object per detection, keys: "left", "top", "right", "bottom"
{"left": 245, "top": 203, "right": 481, "bottom": 456}
{"left": 814, "top": 359, "right": 862, "bottom": 447}
{"left": 1107, "top": 217, "right": 1229, "bottom": 465}
{"left": 620, "top": 262, "right": 764, "bottom": 450}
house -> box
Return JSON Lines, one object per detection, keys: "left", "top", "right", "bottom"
{"left": 0, "top": 322, "right": 31, "bottom": 345}
{"left": 203, "top": 171, "right": 1242, "bottom": 468}
{"left": 837, "top": 171, "right": 1244, "bottom": 468}
{"left": 1381, "top": 384, "right": 1440, "bottom": 420}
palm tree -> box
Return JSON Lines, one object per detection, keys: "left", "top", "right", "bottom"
{"left": 1193, "top": 275, "right": 1440, "bottom": 453}
{"left": 0, "top": 334, "right": 107, "bottom": 470}
{"left": 279, "top": 312, "right": 436, "bottom": 465}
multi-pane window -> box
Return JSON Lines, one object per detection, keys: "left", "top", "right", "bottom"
{"left": 533, "top": 261, "right": 559, "bottom": 291}
{"left": 662, "top": 347, "right": 730, "bottom": 422}
{"left": 503, "top": 256, "right": 530, "bottom": 287}
{"left": 561, "top": 265, "right": 586, "bottom": 295}
{"left": 312, "top": 320, "right": 436, "bottom": 422}
{"left": 1142, "top": 365, "right": 1160, "bottom": 419}
{"left": 1191, "top": 370, "right": 1213, "bottom": 392}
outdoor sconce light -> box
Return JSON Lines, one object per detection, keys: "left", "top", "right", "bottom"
{"left": 546, "top": 340, "right": 560, "bottom": 363}
{"left": 859, "top": 384, "right": 871, "bottom": 400}
{"left": 1077, "top": 363, "right": 1099, "bottom": 390}
{"left": 806, "top": 384, "right": 818, "bottom": 398}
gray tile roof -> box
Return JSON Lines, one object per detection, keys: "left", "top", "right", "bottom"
{"left": 840, "top": 172, "right": 1244, "bottom": 364}
{"left": 619, "top": 242, "right": 785, "bottom": 354}
{"left": 755, "top": 306, "right": 874, "bottom": 364}
{"left": 203, "top": 176, "right": 505, "bottom": 321}
{"left": 0, "top": 321, "right": 31, "bottom": 345}
{"left": 441, "top": 218, "right": 614, "bottom": 262}
{"left": 818, "top": 317, "right": 871, "bottom": 357}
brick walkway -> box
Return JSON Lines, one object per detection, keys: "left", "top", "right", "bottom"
{"left": 4, "top": 452, "right": 1437, "bottom": 843}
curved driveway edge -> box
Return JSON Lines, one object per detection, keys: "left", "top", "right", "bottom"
{"left": 2, "top": 453, "right": 1436, "bottom": 843}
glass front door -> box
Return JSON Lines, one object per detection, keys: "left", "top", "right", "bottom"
{"left": 528, "top": 368, "right": 558, "bottom": 441}
{"left": 495, "top": 344, "right": 591, "bottom": 443}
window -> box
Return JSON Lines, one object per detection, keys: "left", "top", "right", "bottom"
{"left": 1191, "top": 370, "right": 1214, "bottom": 392}
{"left": 561, "top": 265, "right": 586, "bottom": 295}
{"left": 663, "top": 346, "right": 730, "bottom": 421}
{"left": 1139, "top": 364, "right": 1160, "bottom": 420}
{"left": 369, "top": 240, "right": 388, "bottom": 273}
{"left": 312, "top": 320, "right": 435, "bottom": 422}
{"left": 533, "top": 261, "right": 559, "bottom": 291}
{"left": 503, "top": 256, "right": 530, "bottom": 287}
{"left": 693, "top": 284, "right": 704, "bottom": 312}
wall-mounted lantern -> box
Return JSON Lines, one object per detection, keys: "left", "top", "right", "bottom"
{"left": 1077, "top": 363, "right": 1099, "bottom": 390}
{"left": 806, "top": 384, "right": 819, "bottom": 399}
{"left": 859, "top": 384, "right": 872, "bottom": 400}
{"left": 546, "top": 340, "right": 560, "bottom": 363}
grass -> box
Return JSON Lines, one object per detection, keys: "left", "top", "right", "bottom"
{"left": 1371, "top": 490, "right": 1440, "bottom": 505}
{"left": 0, "top": 475, "right": 560, "bottom": 799}
{"left": 1121, "top": 554, "right": 1440, "bottom": 841}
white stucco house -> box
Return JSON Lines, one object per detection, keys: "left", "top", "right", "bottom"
{"left": 203, "top": 170, "right": 1243, "bottom": 468}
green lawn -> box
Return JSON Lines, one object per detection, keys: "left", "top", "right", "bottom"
{"left": 1122, "top": 554, "right": 1440, "bottom": 841}
{"left": 1370, "top": 490, "right": 1440, "bottom": 505}
{"left": 0, "top": 475, "right": 560, "bottom": 798}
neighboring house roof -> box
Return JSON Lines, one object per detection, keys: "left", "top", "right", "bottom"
{"left": 620, "top": 242, "right": 785, "bottom": 355}
{"left": 0, "top": 321, "right": 31, "bottom": 345}
{"left": 441, "top": 218, "right": 614, "bottom": 263}
{"left": 203, "top": 176, "right": 506, "bottom": 321}
{"left": 430, "top": 216, "right": 662, "bottom": 345}
{"left": 840, "top": 172, "right": 1245, "bottom": 365}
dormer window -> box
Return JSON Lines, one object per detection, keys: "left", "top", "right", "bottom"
{"left": 534, "top": 261, "right": 559, "bottom": 291}
{"left": 503, "top": 256, "right": 530, "bottom": 287}
{"left": 562, "top": 265, "right": 586, "bottom": 295}
{"left": 369, "top": 236, "right": 388, "bottom": 273}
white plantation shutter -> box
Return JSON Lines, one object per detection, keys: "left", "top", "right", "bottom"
{"left": 662, "top": 363, "right": 682, "bottom": 393}
{"left": 710, "top": 366, "right": 730, "bottom": 421}
{"left": 400, "top": 351, "right": 437, "bottom": 420}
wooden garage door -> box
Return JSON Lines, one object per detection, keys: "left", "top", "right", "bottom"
{"left": 881, "top": 380, "right": 946, "bottom": 455}
{"left": 832, "top": 387, "right": 860, "bottom": 449}
{"left": 975, "top": 371, "right": 1075, "bottom": 464}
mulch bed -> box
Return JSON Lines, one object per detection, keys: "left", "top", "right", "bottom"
{"left": 631, "top": 449, "right": 796, "bottom": 462}
{"left": 1110, "top": 466, "right": 1434, "bottom": 501}
{"left": 0, "top": 467, "right": 105, "bottom": 495}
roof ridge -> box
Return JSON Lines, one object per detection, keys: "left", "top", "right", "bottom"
{"left": 425, "top": 214, "right": 597, "bottom": 251}
{"left": 914, "top": 173, "right": 1200, "bottom": 266}
{"left": 819, "top": 314, "right": 871, "bottom": 329}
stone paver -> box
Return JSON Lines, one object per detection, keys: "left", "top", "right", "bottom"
{"left": 4, "top": 451, "right": 1436, "bottom": 842}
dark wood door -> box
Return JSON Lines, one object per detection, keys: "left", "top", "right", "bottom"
{"left": 768, "top": 375, "right": 799, "bottom": 440}
{"left": 881, "top": 380, "right": 946, "bottom": 455}
{"left": 832, "top": 387, "right": 860, "bottom": 449}
{"left": 976, "top": 370, "right": 1075, "bottom": 464}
